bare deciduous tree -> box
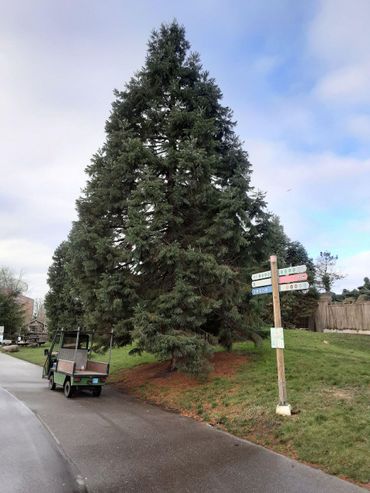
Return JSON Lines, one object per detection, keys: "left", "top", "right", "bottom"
{"left": 33, "top": 298, "right": 46, "bottom": 322}
{"left": 0, "top": 267, "right": 28, "bottom": 296}
{"left": 315, "top": 251, "right": 345, "bottom": 292}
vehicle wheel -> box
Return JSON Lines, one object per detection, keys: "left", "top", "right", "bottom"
{"left": 64, "top": 379, "right": 74, "bottom": 398}
{"left": 49, "top": 374, "right": 56, "bottom": 390}
{"left": 92, "top": 387, "right": 102, "bottom": 397}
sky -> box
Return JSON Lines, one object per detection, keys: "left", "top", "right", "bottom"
{"left": 1, "top": 0, "right": 369, "bottom": 299}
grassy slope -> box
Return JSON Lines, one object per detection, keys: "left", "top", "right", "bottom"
{"left": 117, "top": 331, "right": 370, "bottom": 484}
{"left": 5, "top": 343, "right": 155, "bottom": 373}
{"left": 4, "top": 331, "right": 369, "bottom": 483}
{"left": 5, "top": 344, "right": 51, "bottom": 366}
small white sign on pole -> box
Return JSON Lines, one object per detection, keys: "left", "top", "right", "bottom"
{"left": 0, "top": 326, "right": 4, "bottom": 344}
{"left": 279, "top": 281, "right": 309, "bottom": 292}
{"left": 270, "top": 327, "right": 285, "bottom": 349}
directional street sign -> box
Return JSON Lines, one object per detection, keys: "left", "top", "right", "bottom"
{"left": 252, "top": 264, "right": 307, "bottom": 281}
{"left": 279, "top": 273, "right": 308, "bottom": 284}
{"left": 252, "top": 285, "right": 272, "bottom": 295}
{"left": 252, "top": 281, "right": 309, "bottom": 295}
{"left": 252, "top": 278, "right": 272, "bottom": 288}
{"left": 252, "top": 272, "right": 308, "bottom": 288}
{"left": 278, "top": 265, "right": 307, "bottom": 276}
{"left": 252, "top": 269, "right": 272, "bottom": 281}
{"left": 279, "top": 281, "right": 309, "bottom": 292}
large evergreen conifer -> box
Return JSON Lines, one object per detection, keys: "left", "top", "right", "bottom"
{"left": 45, "top": 241, "right": 83, "bottom": 333}
{"left": 47, "top": 22, "right": 273, "bottom": 372}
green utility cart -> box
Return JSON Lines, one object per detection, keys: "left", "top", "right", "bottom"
{"left": 42, "top": 329, "right": 114, "bottom": 398}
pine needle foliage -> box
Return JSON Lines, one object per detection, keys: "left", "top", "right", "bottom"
{"left": 46, "top": 22, "right": 274, "bottom": 373}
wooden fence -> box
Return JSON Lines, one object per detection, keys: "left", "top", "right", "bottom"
{"left": 312, "top": 294, "right": 370, "bottom": 334}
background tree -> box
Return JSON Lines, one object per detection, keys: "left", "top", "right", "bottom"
{"left": 358, "top": 277, "right": 370, "bottom": 298}
{"left": 280, "top": 241, "right": 318, "bottom": 328}
{"left": 0, "top": 267, "right": 27, "bottom": 338}
{"left": 0, "top": 267, "right": 28, "bottom": 295}
{"left": 33, "top": 298, "right": 44, "bottom": 318}
{"left": 45, "top": 242, "right": 83, "bottom": 334}
{"left": 337, "top": 276, "right": 370, "bottom": 302}
{"left": 315, "top": 251, "right": 345, "bottom": 292}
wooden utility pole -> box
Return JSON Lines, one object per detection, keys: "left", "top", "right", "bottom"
{"left": 270, "top": 255, "right": 289, "bottom": 409}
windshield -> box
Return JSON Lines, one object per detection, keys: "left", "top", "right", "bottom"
{"left": 62, "top": 334, "right": 89, "bottom": 349}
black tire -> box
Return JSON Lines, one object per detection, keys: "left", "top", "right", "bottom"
{"left": 64, "top": 379, "right": 74, "bottom": 398}
{"left": 92, "top": 386, "right": 102, "bottom": 397}
{"left": 48, "top": 374, "right": 56, "bottom": 391}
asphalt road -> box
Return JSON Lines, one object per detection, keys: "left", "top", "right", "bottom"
{"left": 0, "top": 386, "right": 83, "bottom": 493}
{"left": 0, "top": 352, "right": 366, "bottom": 493}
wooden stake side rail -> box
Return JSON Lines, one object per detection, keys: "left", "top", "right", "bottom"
{"left": 57, "top": 359, "right": 75, "bottom": 374}
{"left": 86, "top": 360, "right": 109, "bottom": 374}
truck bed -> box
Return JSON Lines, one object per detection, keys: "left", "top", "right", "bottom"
{"left": 74, "top": 370, "right": 107, "bottom": 376}
{"left": 57, "top": 358, "right": 109, "bottom": 376}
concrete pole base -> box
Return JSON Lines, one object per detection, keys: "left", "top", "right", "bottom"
{"left": 276, "top": 404, "right": 292, "bottom": 416}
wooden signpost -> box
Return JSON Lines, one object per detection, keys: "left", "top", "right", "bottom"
{"left": 251, "top": 257, "right": 310, "bottom": 416}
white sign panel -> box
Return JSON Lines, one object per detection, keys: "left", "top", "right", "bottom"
{"left": 0, "top": 326, "right": 4, "bottom": 344}
{"left": 279, "top": 281, "right": 309, "bottom": 292}
{"left": 252, "top": 264, "right": 307, "bottom": 281}
{"left": 252, "top": 278, "right": 272, "bottom": 288}
{"left": 278, "top": 265, "right": 307, "bottom": 276}
{"left": 251, "top": 270, "right": 272, "bottom": 281}
{"left": 271, "top": 327, "right": 285, "bottom": 348}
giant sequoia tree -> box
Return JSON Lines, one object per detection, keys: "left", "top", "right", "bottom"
{"left": 47, "top": 22, "right": 275, "bottom": 372}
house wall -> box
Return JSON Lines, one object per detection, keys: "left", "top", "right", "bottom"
{"left": 16, "top": 295, "right": 34, "bottom": 327}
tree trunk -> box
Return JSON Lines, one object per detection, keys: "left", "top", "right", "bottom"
{"left": 170, "top": 353, "right": 177, "bottom": 371}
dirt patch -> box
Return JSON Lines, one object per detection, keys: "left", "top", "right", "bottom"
{"left": 324, "top": 388, "right": 356, "bottom": 401}
{"left": 211, "top": 352, "right": 248, "bottom": 377}
{"left": 113, "top": 352, "right": 247, "bottom": 394}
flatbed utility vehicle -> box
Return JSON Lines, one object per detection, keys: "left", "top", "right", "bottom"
{"left": 42, "top": 329, "right": 113, "bottom": 398}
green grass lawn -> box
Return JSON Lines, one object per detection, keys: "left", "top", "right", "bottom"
{"left": 3, "top": 330, "right": 369, "bottom": 484}
{"left": 4, "top": 342, "right": 155, "bottom": 373}
{"left": 4, "top": 344, "right": 51, "bottom": 366}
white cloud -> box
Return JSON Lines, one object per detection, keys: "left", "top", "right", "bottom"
{"left": 0, "top": 238, "right": 53, "bottom": 298}
{"left": 308, "top": 0, "right": 370, "bottom": 107}
{"left": 308, "top": 0, "right": 370, "bottom": 67}
{"left": 248, "top": 137, "right": 370, "bottom": 253}
{"left": 0, "top": 3, "right": 150, "bottom": 299}
{"left": 314, "top": 64, "right": 370, "bottom": 105}
{"left": 336, "top": 251, "right": 370, "bottom": 293}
